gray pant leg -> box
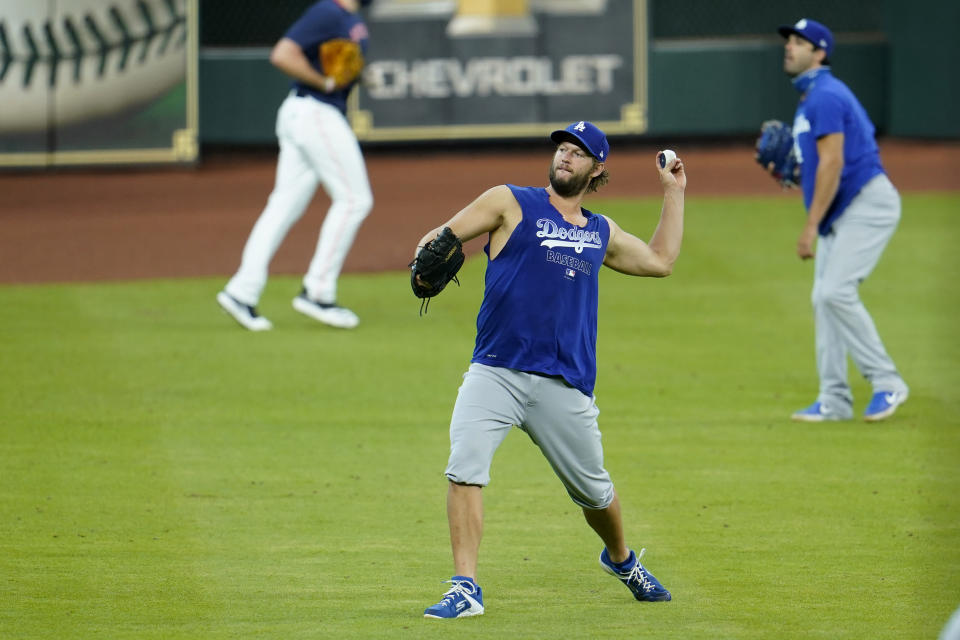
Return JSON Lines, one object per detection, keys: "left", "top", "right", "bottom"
{"left": 522, "top": 377, "right": 614, "bottom": 509}
{"left": 812, "top": 174, "right": 908, "bottom": 413}
{"left": 445, "top": 364, "right": 526, "bottom": 486}
{"left": 445, "top": 365, "right": 615, "bottom": 509}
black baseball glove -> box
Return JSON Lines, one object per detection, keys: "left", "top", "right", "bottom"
{"left": 755, "top": 120, "right": 800, "bottom": 187}
{"left": 410, "top": 226, "right": 465, "bottom": 314}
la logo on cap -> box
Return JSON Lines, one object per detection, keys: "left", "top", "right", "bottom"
{"left": 796, "top": 19, "right": 807, "bottom": 28}
{"left": 574, "top": 121, "right": 586, "bottom": 132}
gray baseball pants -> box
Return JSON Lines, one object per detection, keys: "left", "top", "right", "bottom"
{"left": 445, "top": 363, "right": 615, "bottom": 509}
{"left": 813, "top": 173, "right": 909, "bottom": 415}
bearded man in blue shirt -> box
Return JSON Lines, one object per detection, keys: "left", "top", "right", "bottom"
{"left": 414, "top": 123, "right": 685, "bottom": 618}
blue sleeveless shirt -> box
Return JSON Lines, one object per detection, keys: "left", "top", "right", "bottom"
{"left": 471, "top": 185, "right": 610, "bottom": 396}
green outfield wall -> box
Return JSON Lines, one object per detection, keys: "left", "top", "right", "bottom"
{"left": 198, "top": 0, "right": 958, "bottom": 144}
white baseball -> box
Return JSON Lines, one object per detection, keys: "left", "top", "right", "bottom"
{"left": 658, "top": 149, "right": 677, "bottom": 169}
{"left": 0, "top": 0, "right": 188, "bottom": 134}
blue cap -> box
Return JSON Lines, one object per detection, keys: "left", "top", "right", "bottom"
{"left": 778, "top": 18, "right": 834, "bottom": 58}
{"left": 550, "top": 121, "right": 609, "bottom": 162}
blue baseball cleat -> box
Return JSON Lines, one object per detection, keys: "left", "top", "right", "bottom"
{"left": 599, "top": 548, "right": 671, "bottom": 602}
{"left": 423, "top": 576, "right": 484, "bottom": 619}
{"left": 790, "top": 401, "right": 849, "bottom": 422}
{"left": 863, "top": 390, "right": 907, "bottom": 422}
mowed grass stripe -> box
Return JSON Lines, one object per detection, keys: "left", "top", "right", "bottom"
{"left": 0, "top": 193, "right": 957, "bottom": 639}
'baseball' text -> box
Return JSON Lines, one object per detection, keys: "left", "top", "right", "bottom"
{"left": 546, "top": 250, "right": 593, "bottom": 275}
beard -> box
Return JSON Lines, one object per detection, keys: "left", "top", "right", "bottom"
{"left": 549, "top": 163, "right": 592, "bottom": 197}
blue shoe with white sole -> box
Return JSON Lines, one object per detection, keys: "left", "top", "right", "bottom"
{"left": 791, "top": 401, "right": 849, "bottom": 422}
{"left": 863, "top": 390, "right": 907, "bottom": 422}
{"left": 423, "top": 576, "right": 484, "bottom": 618}
{"left": 599, "top": 548, "right": 671, "bottom": 602}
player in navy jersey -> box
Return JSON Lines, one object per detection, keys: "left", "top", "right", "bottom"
{"left": 776, "top": 19, "right": 909, "bottom": 423}
{"left": 217, "top": 0, "right": 375, "bottom": 331}
{"left": 415, "top": 122, "right": 686, "bottom": 618}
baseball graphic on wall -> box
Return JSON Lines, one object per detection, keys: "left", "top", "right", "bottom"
{"left": 0, "top": 0, "right": 187, "bottom": 134}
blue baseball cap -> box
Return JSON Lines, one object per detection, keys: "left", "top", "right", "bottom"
{"left": 778, "top": 18, "right": 834, "bottom": 58}
{"left": 550, "top": 121, "right": 609, "bottom": 162}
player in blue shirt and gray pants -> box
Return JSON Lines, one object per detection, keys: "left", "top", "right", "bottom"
{"left": 414, "top": 122, "right": 686, "bottom": 618}
{"left": 777, "top": 19, "right": 909, "bottom": 423}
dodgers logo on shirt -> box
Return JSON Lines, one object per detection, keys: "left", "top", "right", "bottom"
{"left": 535, "top": 218, "right": 602, "bottom": 254}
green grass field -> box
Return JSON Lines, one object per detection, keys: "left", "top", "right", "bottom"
{"left": 2, "top": 193, "right": 958, "bottom": 639}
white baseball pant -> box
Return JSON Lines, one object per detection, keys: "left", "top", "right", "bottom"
{"left": 225, "top": 93, "right": 373, "bottom": 306}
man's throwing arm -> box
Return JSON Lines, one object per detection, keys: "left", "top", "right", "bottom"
{"left": 603, "top": 154, "right": 686, "bottom": 277}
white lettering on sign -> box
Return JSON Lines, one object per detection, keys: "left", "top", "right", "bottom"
{"left": 365, "top": 55, "right": 623, "bottom": 99}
